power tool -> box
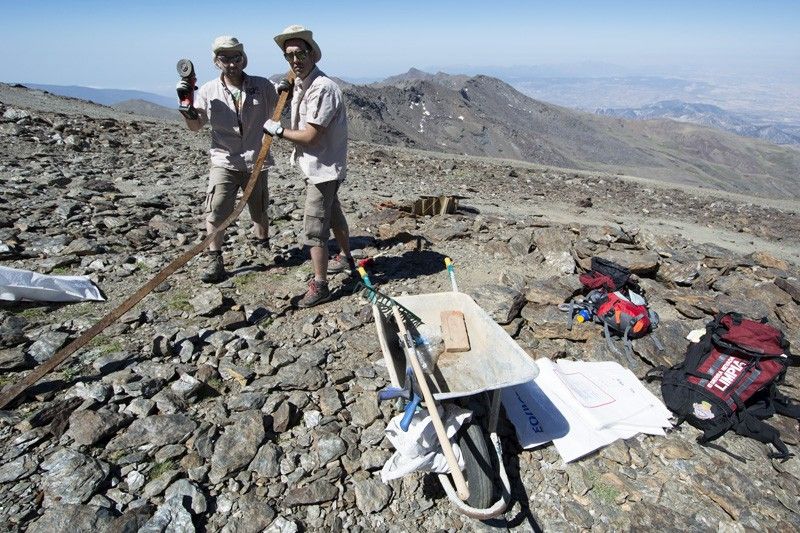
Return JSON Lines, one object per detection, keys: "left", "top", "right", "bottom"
{"left": 176, "top": 58, "right": 199, "bottom": 120}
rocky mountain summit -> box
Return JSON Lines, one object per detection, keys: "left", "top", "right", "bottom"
{"left": 1, "top": 83, "right": 800, "bottom": 531}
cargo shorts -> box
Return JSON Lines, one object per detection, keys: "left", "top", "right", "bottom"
{"left": 205, "top": 167, "right": 268, "bottom": 225}
{"left": 303, "top": 180, "right": 348, "bottom": 247}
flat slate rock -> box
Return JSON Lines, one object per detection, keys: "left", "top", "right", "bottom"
{"left": 106, "top": 414, "right": 197, "bottom": 451}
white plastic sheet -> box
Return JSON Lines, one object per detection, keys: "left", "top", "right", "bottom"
{"left": 0, "top": 266, "right": 105, "bottom": 302}
{"left": 503, "top": 359, "right": 672, "bottom": 463}
{"left": 380, "top": 404, "right": 471, "bottom": 482}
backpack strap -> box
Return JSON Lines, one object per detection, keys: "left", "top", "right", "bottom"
{"left": 697, "top": 418, "right": 734, "bottom": 445}
{"left": 644, "top": 366, "right": 667, "bottom": 382}
{"left": 650, "top": 329, "right": 664, "bottom": 351}
{"left": 732, "top": 410, "right": 793, "bottom": 459}
{"left": 603, "top": 322, "right": 636, "bottom": 366}
{"left": 621, "top": 324, "right": 637, "bottom": 366}
{"left": 558, "top": 302, "right": 576, "bottom": 330}
{"left": 774, "top": 390, "right": 800, "bottom": 420}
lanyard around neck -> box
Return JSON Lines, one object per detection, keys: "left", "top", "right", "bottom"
{"left": 221, "top": 77, "right": 244, "bottom": 133}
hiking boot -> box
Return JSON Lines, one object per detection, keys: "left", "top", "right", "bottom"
{"left": 201, "top": 252, "right": 226, "bottom": 283}
{"left": 298, "top": 279, "right": 331, "bottom": 308}
{"left": 327, "top": 253, "right": 356, "bottom": 275}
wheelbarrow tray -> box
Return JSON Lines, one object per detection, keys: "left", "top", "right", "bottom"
{"left": 374, "top": 291, "right": 539, "bottom": 400}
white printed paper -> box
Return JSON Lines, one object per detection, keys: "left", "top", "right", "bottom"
{"left": 503, "top": 358, "right": 672, "bottom": 463}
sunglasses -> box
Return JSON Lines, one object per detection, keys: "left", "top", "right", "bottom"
{"left": 216, "top": 54, "right": 243, "bottom": 64}
{"left": 283, "top": 50, "right": 309, "bottom": 62}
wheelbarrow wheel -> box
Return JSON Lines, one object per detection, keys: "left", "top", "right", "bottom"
{"left": 457, "top": 421, "right": 496, "bottom": 509}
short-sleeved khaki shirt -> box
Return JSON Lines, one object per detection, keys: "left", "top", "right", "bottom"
{"left": 194, "top": 73, "right": 277, "bottom": 176}
{"left": 290, "top": 67, "right": 348, "bottom": 184}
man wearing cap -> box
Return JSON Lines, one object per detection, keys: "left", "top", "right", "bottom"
{"left": 263, "top": 25, "right": 353, "bottom": 308}
{"left": 177, "top": 36, "right": 279, "bottom": 283}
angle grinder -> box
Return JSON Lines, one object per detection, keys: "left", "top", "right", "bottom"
{"left": 176, "top": 58, "right": 198, "bottom": 120}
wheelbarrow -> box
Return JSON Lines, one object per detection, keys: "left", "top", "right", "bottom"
{"left": 363, "top": 263, "right": 539, "bottom": 519}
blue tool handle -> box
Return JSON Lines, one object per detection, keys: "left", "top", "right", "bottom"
{"left": 377, "top": 387, "right": 408, "bottom": 402}
{"left": 400, "top": 393, "right": 422, "bottom": 432}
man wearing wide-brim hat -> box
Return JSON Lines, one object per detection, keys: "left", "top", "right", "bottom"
{"left": 264, "top": 25, "right": 354, "bottom": 307}
{"left": 177, "top": 36, "right": 279, "bottom": 283}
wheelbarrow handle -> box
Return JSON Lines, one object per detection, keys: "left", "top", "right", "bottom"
{"left": 444, "top": 257, "right": 458, "bottom": 293}
{"left": 392, "top": 306, "right": 470, "bottom": 502}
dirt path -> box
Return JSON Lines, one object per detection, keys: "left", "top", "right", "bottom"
{"left": 468, "top": 197, "right": 800, "bottom": 264}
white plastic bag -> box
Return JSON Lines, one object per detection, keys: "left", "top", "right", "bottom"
{"left": 0, "top": 266, "right": 104, "bottom": 302}
{"left": 380, "top": 404, "right": 471, "bottom": 482}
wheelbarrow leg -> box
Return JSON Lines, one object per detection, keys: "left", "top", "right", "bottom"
{"left": 391, "top": 306, "right": 471, "bottom": 502}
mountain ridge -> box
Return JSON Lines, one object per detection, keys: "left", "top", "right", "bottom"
{"left": 6, "top": 72, "right": 800, "bottom": 200}
{"left": 597, "top": 99, "right": 800, "bottom": 146}
{"left": 341, "top": 71, "right": 800, "bottom": 198}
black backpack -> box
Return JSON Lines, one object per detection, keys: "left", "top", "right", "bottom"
{"left": 649, "top": 312, "right": 800, "bottom": 459}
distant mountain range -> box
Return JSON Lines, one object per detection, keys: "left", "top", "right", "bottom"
{"left": 10, "top": 74, "right": 800, "bottom": 199}
{"left": 339, "top": 69, "right": 800, "bottom": 198}
{"left": 24, "top": 83, "right": 175, "bottom": 108}
{"left": 596, "top": 100, "right": 800, "bottom": 146}
{"left": 20, "top": 83, "right": 179, "bottom": 121}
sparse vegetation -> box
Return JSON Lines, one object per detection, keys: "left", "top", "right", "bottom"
{"left": 206, "top": 376, "right": 224, "bottom": 392}
{"left": 89, "top": 334, "right": 123, "bottom": 354}
{"left": 166, "top": 289, "right": 193, "bottom": 313}
{"left": 233, "top": 272, "right": 260, "bottom": 290}
{"left": 585, "top": 471, "right": 622, "bottom": 504}
{"left": 61, "top": 364, "right": 83, "bottom": 382}
{"left": 148, "top": 460, "right": 175, "bottom": 480}
{"left": 135, "top": 260, "right": 152, "bottom": 272}
{"left": 13, "top": 307, "right": 46, "bottom": 319}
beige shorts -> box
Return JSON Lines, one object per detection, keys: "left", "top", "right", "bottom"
{"left": 205, "top": 167, "right": 268, "bottom": 225}
{"left": 303, "top": 180, "right": 348, "bottom": 247}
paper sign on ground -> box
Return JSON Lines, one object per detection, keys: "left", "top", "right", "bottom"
{"left": 503, "top": 358, "right": 672, "bottom": 462}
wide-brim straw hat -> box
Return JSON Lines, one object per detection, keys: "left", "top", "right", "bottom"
{"left": 273, "top": 25, "right": 322, "bottom": 62}
{"left": 212, "top": 36, "right": 248, "bottom": 68}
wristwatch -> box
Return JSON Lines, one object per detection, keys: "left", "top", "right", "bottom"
{"left": 275, "top": 125, "right": 284, "bottom": 138}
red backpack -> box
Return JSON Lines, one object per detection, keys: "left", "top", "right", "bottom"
{"left": 651, "top": 312, "right": 800, "bottom": 458}
{"left": 563, "top": 257, "right": 661, "bottom": 364}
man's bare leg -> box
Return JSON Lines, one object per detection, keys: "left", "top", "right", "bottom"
{"left": 310, "top": 245, "right": 327, "bottom": 281}
{"left": 253, "top": 222, "right": 268, "bottom": 241}
{"left": 206, "top": 221, "right": 224, "bottom": 251}
{"left": 332, "top": 226, "right": 350, "bottom": 257}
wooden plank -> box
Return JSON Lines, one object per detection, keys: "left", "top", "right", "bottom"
{"left": 440, "top": 310, "right": 470, "bottom": 352}
{"left": 439, "top": 196, "right": 455, "bottom": 214}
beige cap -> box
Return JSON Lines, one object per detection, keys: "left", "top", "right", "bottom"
{"left": 274, "top": 25, "right": 322, "bottom": 62}
{"left": 211, "top": 36, "right": 247, "bottom": 68}
{"left": 212, "top": 36, "right": 244, "bottom": 54}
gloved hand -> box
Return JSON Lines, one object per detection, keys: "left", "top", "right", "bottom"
{"left": 263, "top": 119, "right": 284, "bottom": 138}
{"left": 276, "top": 78, "right": 293, "bottom": 94}
{"left": 176, "top": 79, "right": 194, "bottom": 100}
